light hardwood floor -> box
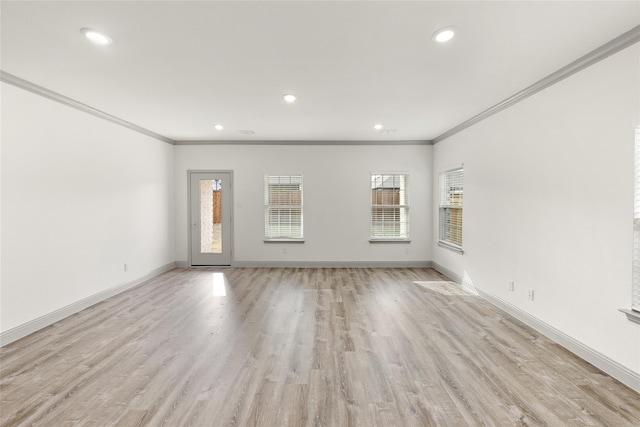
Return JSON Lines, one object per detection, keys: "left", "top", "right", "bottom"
{"left": 1, "top": 267, "right": 639, "bottom": 426}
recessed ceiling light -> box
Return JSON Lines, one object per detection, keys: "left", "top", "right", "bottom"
{"left": 81, "top": 28, "right": 112, "bottom": 45}
{"left": 283, "top": 94, "right": 297, "bottom": 103}
{"left": 373, "top": 124, "right": 383, "bottom": 130}
{"left": 432, "top": 27, "right": 455, "bottom": 43}
{"left": 214, "top": 124, "right": 224, "bottom": 130}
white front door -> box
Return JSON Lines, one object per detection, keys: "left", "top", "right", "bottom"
{"left": 189, "top": 171, "right": 232, "bottom": 266}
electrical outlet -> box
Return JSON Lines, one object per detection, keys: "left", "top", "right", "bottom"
{"left": 527, "top": 289, "right": 534, "bottom": 301}
{"left": 508, "top": 280, "right": 515, "bottom": 292}
{"left": 124, "top": 263, "right": 129, "bottom": 272}
{"left": 283, "top": 247, "right": 288, "bottom": 254}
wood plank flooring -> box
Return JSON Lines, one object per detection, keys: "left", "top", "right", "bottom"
{"left": 1, "top": 267, "right": 640, "bottom": 426}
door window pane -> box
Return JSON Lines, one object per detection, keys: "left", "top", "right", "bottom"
{"left": 200, "top": 179, "right": 222, "bottom": 253}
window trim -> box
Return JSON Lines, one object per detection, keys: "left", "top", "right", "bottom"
{"left": 368, "top": 238, "right": 412, "bottom": 243}
{"left": 622, "top": 127, "right": 640, "bottom": 322}
{"left": 369, "top": 173, "right": 410, "bottom": 241}
{"left": 633, "top": 127, "right": 640, "bottom": 313}
{"left": 438, "top": 166, "right": 464, "bottom": 254}
{"left": 437, "top": 240, "right": 464, "bottom": 254}
{"left": 264, "top": 174, "right": 304, "bottom": 242}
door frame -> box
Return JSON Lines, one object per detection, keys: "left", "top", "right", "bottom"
{"left": 187, "top": 170, "right": 234, "bottom": 266}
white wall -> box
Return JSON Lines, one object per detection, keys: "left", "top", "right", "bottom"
{"left": 175, "top": 144, "right": 432, "bottom": 265}
{"left": 432, "top": 45, "right": 640, "bottom": 376}
{"left": 5, "top": 40, "right": 636, "bottom": 390}
{"left": 1, "top": 83, "right": 175, "bottom": 334}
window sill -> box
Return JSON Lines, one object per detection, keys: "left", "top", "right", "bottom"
{"left": 369, "top": 239, "right": 411, "bottom": 244}
{"left": 619, "top": 309, "right": 640, "bottom": 325}
{"left": 264, "top": 239, "right": 305, "bottom": 244}
{"left": 437, "top": 241, "right": 464, "bottom": 254}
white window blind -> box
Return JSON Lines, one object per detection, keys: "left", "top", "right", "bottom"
{"left": 633, "top": 127, "right": 640, "bottom": 312}
{"left": 370, "top": 174, "right": 409, "bottom": 239}
{"left": 264, "top": 175, "right": 303, "bottom": 239}
{"left": 439, "top": 167, "right": 463, "bottom": 250}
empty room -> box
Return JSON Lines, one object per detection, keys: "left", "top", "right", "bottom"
{"left": 1, "top": 1, "right": 640, "bottom": 425}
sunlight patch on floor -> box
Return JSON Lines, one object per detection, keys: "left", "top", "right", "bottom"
{"left": 413, "top": 281, "right": 472, "bottom": 296}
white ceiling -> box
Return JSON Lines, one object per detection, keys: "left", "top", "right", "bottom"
{"left": 1, "top": 1, "right": 638, "bottom": 142}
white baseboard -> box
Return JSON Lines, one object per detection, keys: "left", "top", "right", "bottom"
{"left": 431, "top": 261, "right": 463, "bottom": 283}
{"left": 231, "top": 260, "right": 433, "bottom": 268}
{"left": 1, "top": 261, "right": 431, "bottom": 346}
{"left": 7, "top": 259, "right": 637, "bottom": 395}
{"left": 476, "top": 286, "right": 640, "bottom": 393}
{"left": 0, "top": 262, "right": 177, "bottom": 347}
{"left": 178, "top": 260, "right": 432, "bottom": 269}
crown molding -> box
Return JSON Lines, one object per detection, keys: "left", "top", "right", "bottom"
{"left": 0, "top": 73, "right": 429, "bottom": 146}
{"left": 0, "top": 71, "right": 176, "bottom": 145}
{"left": 433, "top": 25, "right": 640, "bottom": 144}
{"left": 4, "top": 24, "right": 638, "bottom": 147}
{"left": 174, "top": 139, "right": 433, "bottom": 146}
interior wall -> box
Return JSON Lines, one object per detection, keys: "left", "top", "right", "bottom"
{"left": 174, "top": 144, "right": 432, "bottom": 265}
{"left": 432, "top": 45, "right": 640, "bottom": 375}
{"left": 1, "top": 83, "right": 175, "bottom": 333}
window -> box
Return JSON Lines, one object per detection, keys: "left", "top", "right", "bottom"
{"left": 439, "top": 167, "right": 463, "bottom": 253}
{"left": 633, "top": 127, "right": 640, "bottom": 312}
{"left": 623, "top": 127, "right": 640, "bottom": 323}
{"left": 264, "top": 175, "right": 303, "bottom": 240}
{"left": 370, "top": 174, "right": 409, "bottom": 240}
